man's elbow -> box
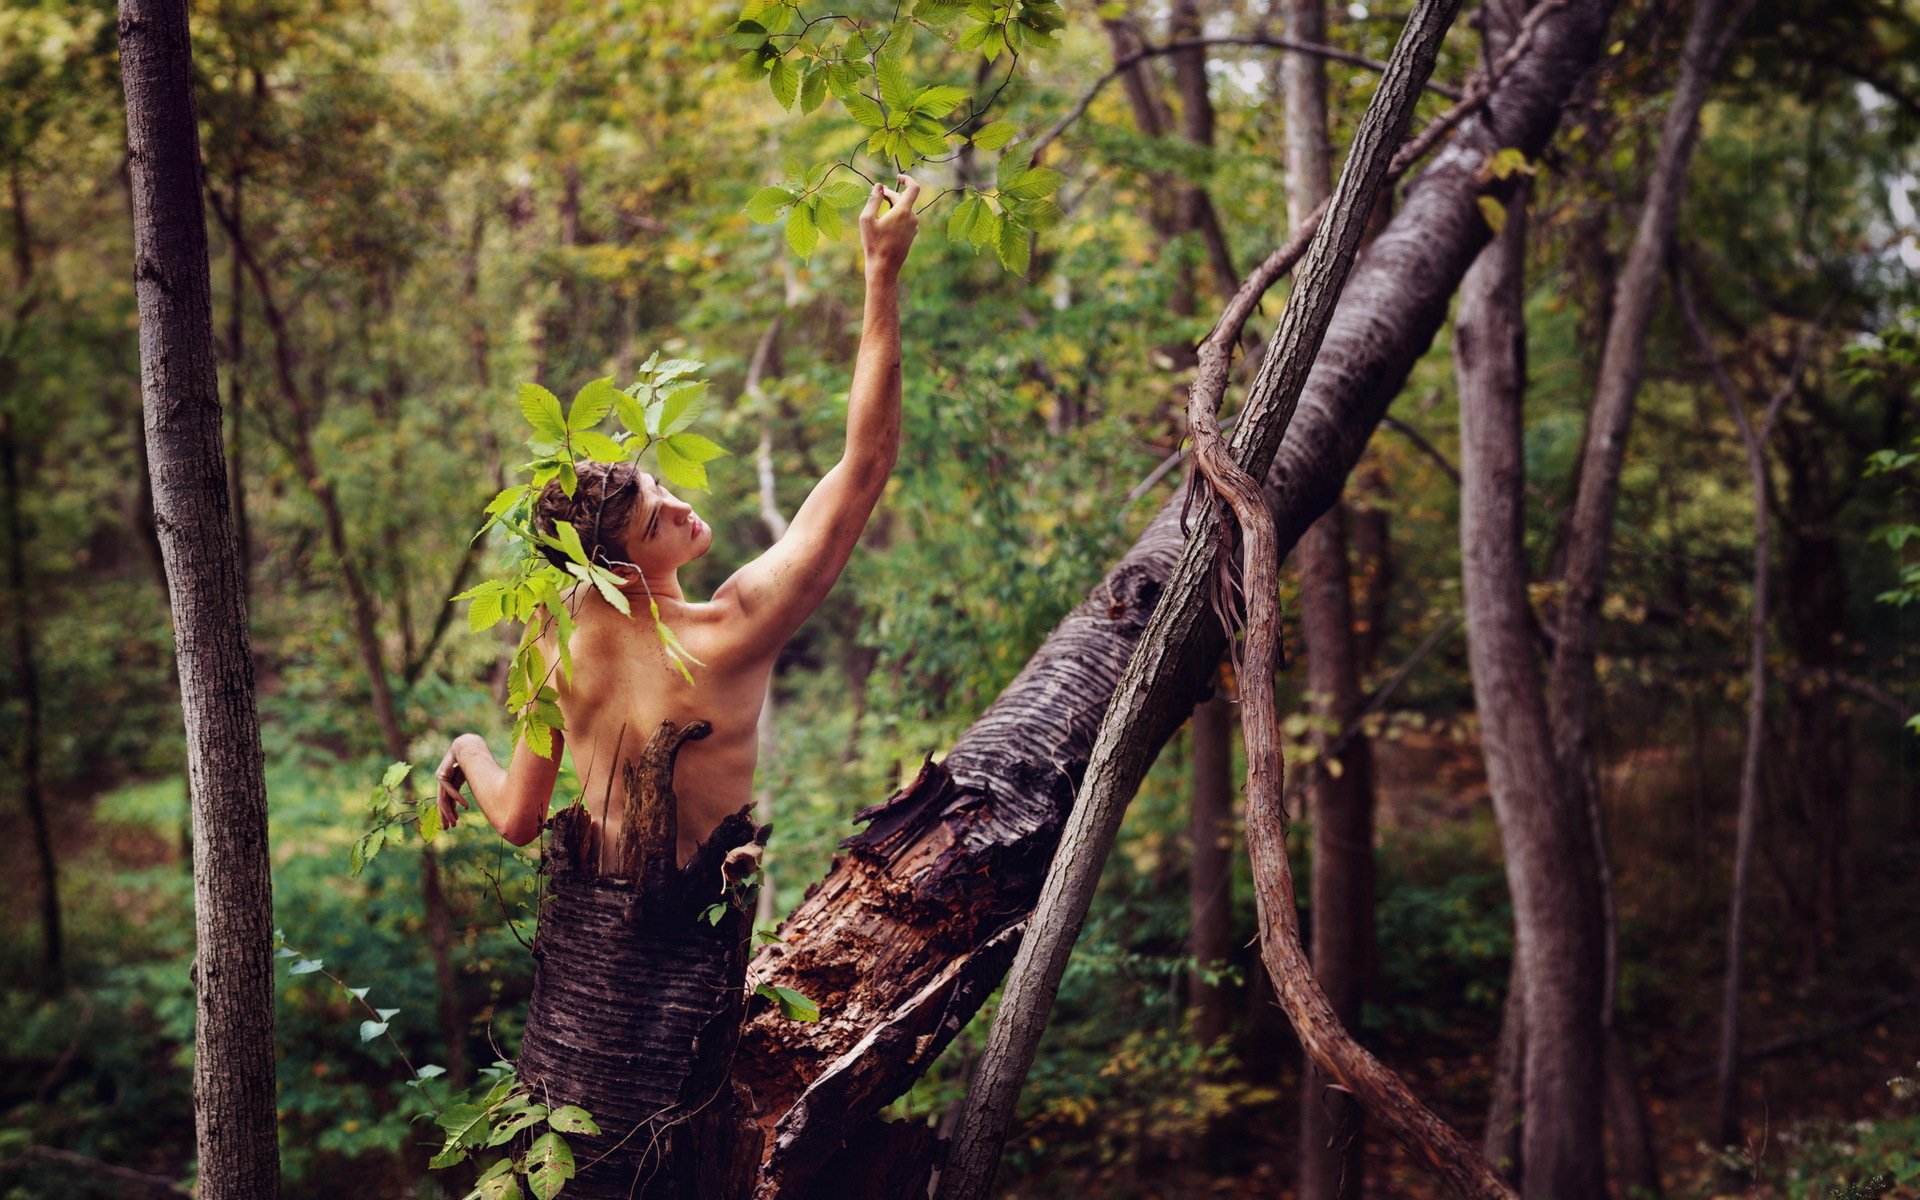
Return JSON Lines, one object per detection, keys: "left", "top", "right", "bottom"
{"left": 501, "top": 817, "right": 544, "bottom": 847}
{"left": 841, "top": 450, "right": 897, "bottom": 495}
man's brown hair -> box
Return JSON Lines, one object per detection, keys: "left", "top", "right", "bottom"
{"left": 534, "top": 460, "right": 643, "bottom": 570}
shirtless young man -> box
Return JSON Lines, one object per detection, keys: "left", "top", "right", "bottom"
{"left": 434, "top": 174, "right": 920, "bottom": 866}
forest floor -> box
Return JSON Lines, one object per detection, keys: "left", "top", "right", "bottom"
{"left": 4, "top": 731, "right": 1916, "bottom": 1200}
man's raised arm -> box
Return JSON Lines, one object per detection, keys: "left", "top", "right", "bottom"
{"left": 715, "top": 174, "right": 921, "bottom": 650}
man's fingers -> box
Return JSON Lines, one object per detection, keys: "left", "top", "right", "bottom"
{"left": 860, "top": 182, "right": 885, "bottom": 221}
{"left": 897, "top": 173, "right": 922, "bottom": 209}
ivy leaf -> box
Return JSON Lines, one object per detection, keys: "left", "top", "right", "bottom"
{"left": 663, "top": 433, "right": 729, "bottom": 465}
{"left": 785, "top": 204, "right": 819, "bottom": 259}
{"left": 745, "top": 185, "right": 793, "bottom": 224}
{"left": 289, "top": 959, "right": 323, "bottom": 975}
{"left": 359, "top": 1020, "right": 389, "bottom": 1042}
{"left": 347, "top": 986, "right": 370, "bottom": 1000}
{"left": 414, "top": 1064, "right": 447, "bottom": 1081}
{"left": 517, "top": 384, "right": 566, "bottom": 442}
{"left": 547, "top": 1106, "right": 600, "bottom": 1135}
{"left": 525, "top": 1132, "right": 576, "bottom": 1200}
{"left": 754, "top": 983, "right": 821, "bottom": 1022}
{"left": 567, "top": 377, "right": 617, "bottom": 432}
{"left": 654, "top": 438, "right": 710, "bottom": 493}
{"left": 971, "top": 120, "right": 1017, "bottom": 151}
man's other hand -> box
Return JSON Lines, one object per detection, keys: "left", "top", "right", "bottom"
{"left": 860, "top": 173, "right": 920, "bottom": 277}
{"left": 435, "top": 741, "right": 471, "bottom": 829}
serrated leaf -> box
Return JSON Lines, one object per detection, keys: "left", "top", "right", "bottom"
{"left": 826, "top": 59, "right": 865, "bottom": 99}
{"left": 785, "top": 204, "right": 819, "bottom": 258}
{"left": 567, "top": 377, "right": 617, "bottom": 432}
{"left": 548, "top": 520, "right": 590, "bottom": 567}
{"left": 654, "top": 438, "right": 710, "bottom": 493}
{"left": 799, "top": 63, "right": 827, "bottom": 114}
{"left": 517, "top": 384, "right": 566, "bottom": 442}
{"left": 813, "top": 199, "right": 843, "bottom": 244}
{"left": 382, "top": 761, "right": 411, "bottom": 790}
{"left": 818, "top": 180, "right": 870, "bottom": 209}
{"left": 970, "top": 204, "right": 1002, "bottom": 250}
{"left": 971, "top": 120, "right": 1017, "bottom": 151}
{"left": 1000, "top": 166, "right": 1063, "bottom": 200}
{"left": 914, "top": 0, "right": 968, "bottom": 21}
{"left": 663, "top": 433, "right": 729, "bottom": 464}
{"left": 657, "top": 382, "right": 710, "bottom": 435}
{"left": 946, "top": 195, "right": 979, "bottom": 243}
{"left": 875, "top": 56, "right": 911, "bottom": 111}
{"left": 419, "top": 802, "right": 442, "bottom": 843}
{"left": 650, "top": 357, "right": 702, "bottom": 382}
{"left": 843, "top": 93, "right": 885, "bottom": 127}
{"left": 547, "top": 1106, "right": 600, "bottom": 1135}
{"left": 360, "top": 1020, "right": 389, "bottom": 1042}
{"left": 906, "top": 125, "right": 949, "bottom": 159}
{"left": 525, "top": 1132, "right": 576, "bottom": 1200}
{"left": 572, "top": 430, "right": 625, "bottom": 463}
{"left": 997, "top": 219, "right": 1031, "bottom": 275}
{"left": 768, "top": 56, "right": 799, "bottom": 108}
{"left": 470, "top": 588, "right": 504, "bottom": 632}
{"left": 911, "top": 84, "right": 968, "bottom": 117}
{"left": 745, "top": 185, "right": 794, "bottom": 224}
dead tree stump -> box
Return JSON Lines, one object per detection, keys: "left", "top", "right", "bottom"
{"left": 516, "top": 720, "right": 768, "bottom": 1199}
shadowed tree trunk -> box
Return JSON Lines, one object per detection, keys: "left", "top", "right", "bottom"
{"left": 724, "top": 0, "right": 1617, "bottom": 1190}
{"left": 1283, "top": 1, "right": 1379, "bottom": 1193}
{"left": 516, "top": 720, "right": 769, "bottom": 1200}
{"left": 1188, "top": 691, "right": 1236, "bottom": 1046}
{"left": 118, "top": 0, "right": 280, "bottom": 1193}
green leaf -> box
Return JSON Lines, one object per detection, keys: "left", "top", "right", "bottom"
{"left": 785, "top": 204, "right": 819, "bottom": 259}
{"left": 970, "top": 204, "right": 1003, "bottom": 250}
{"left": 572, "top": 430, "right": 625, "bottom": 463}
{"left": 359, "top": 1020, "right": 389, "bottom": 1042}
{"left": 415, "top": 1064, "right": 447, "bottom": 1081}
{"left": 768, "top": 56, "right": 800, "bottom": 109}
{"left": 663, "top": 433, "right": 729, "bottom": 464}
{"left": 525, "top": 1132, "right": 576, "bottom": 1200}
{"left": 826, "top": 60, "right": 865, "bottom": 99}
{"left": 701, "top": 902, "right": 727, "bottom": 925}
{"left": 745, "top": 185, "right": 794, "bottom": 224}
{"left": 289, "top": 959, "right": 323, "bottom": 976}
{"left": 946, "top": 195, "right": 979, "bottom": 243}
{"left": 436, "top": 1102, "right": 493, "bottom": 1149}
{"left": 547, "top": 1106, "right": 600, "bottom": 1135}
{"left": 486, "top": 1104, "right": 548, "bottom": 1146}
{"left": 906, "top": 124, "right": 949, "bottom": 159}
{"left": 517, "top": 384, "right": 566, "bottom": 442}
{"left": 657, "top": 382, "right": 710, "bottom": 436}
{"left": 813, "top": 199, "right": 844, "bottom": 244}
{"left": 382, "top": 761, "right": 411, "bottom": 790}
{"left": 567, "top": 377, "right": 617, "bottom": 432}
{"left": 1000, "top": 167, "right": 1063, "bottom": 200}
{"left": 755, "top": 983, "right": 821, "bottom": 1022}
{"left": 650, "top": 357, "right": 703, "bottom": 382}
{"left": 1476, "top": 194, "right": 1508, "bottom": 235}
{"left": 997, "top": 218, "right": 1030, "bottom": 275}
{"left": 726, "top": 19, "right": 769, "bottom": 49}
{"left": 914, "top": 0, "right": 968, "bottom": 22}
{"left": 971, "top": 120, "right": 1017, "bottom": 151}
{"left": 419, "top": 802, "right": 442, "bottom": 842}
{"left": 428, "top": 1143, "right": 467, "bottom": 1170}
{"left": 473, "top": 1164, "right": 524, "bottom": 1200}
{"left": 875, "top": 56, "right": 912, "bottom": 112}
{"left": 469, "top": 587, "right": 505, "bottom": 632}
{"left": 548, "top": 520, "right": 590, "bottom": 567}
{"left": 799, "top": 63, "right": 828, "bottom": 114}
{"left": 911, "top": 85, "right": 968, "bottom": 117}
{"left": 654, "top": 438, "right": 710, "bottom": 493}
{"left": 843, "top": 93, "right": 885, "bottom": 127}
{"left": 818, "top": 180, "right": 870, "bottom": 209}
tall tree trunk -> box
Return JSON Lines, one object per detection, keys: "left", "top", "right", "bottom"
{"left": 1188, "top": 691, "right": 1236, "bottom": 1046}
{"left": 224, "top": 175, "right": 249, "bottom": 597}
{"left": 736, "top": 1, "right": 1618, "bottom": 1189}
{"left": 1542, "top": 2, "right": 1746, "bottom": 1192}
{"left": 1283, "top": 1, "right": 1379, "bottom": 1194}
{"left": 118, "top": 0, "right": 280, "bottom": 1193}
{"left": 934, "top": 6, "right": 1461, "bottom": 1195}
{"left": 1455, "top": 179, "right": 1607, "bottom": 1200}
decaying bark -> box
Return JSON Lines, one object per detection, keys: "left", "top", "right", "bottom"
{"left": 733, "top": 0, "right": 1617, "bottom": 1189}
{"left": 516, "top": 720, "right": 768, "bottom": 1200}
{"left": 119, "top": 0, "right": 281, "bottom": 1193}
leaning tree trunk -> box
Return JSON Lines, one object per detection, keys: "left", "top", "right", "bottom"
{"left": 516, "top": 721, "right": 768, "bottom": 1200}
{"left": 118, "top": 0, "right": 280, "bottom": 1195}
{"left": 731, "top": 0, "right": 1618, "bottom": 1190}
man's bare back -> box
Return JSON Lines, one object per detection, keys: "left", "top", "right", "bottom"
{"left": 435, "top": 174, "right": 921, "bottom": 867}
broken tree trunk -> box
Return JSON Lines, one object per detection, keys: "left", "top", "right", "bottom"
{"left": 515, "top": 720, "right": 768, "bottom": 1200}
{"left": 733, "top": 0, "right": 1619, "bottom": 1190}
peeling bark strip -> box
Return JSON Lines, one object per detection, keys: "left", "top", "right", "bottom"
{"left": 738, "top": 0, "right": 1618, "bottom": 1186}
{"left": 118, "top": 0, "right": 281, "bottom": 1196}
{"left": 516, "top": 721, "right": 767, "bottom": 1200}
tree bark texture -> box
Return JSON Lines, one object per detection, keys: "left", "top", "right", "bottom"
{"left": 1283, "top": 1, "right": 1379, "bottom": 1193}
{"left": 516, "top": 721, "right": 768, "bottom": 1200}
{"left": 1454, "top": 185, "right": 1609, "bottom": 1200}
{"left": 118, "top": 0, "right": 281, "bottom": 1194}
{"left": 1188, "top": 691, "right": 1237, "bottom": 1046}
{"left": 735, "top": 0, "right": 1618, "bottom": 1190}
{"left": 932, "top": 5, "right": 1461, "bottom": 1196}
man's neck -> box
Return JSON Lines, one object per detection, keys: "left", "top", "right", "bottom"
{"left": 618, "top": 570, "right": 684, "bottom": 605}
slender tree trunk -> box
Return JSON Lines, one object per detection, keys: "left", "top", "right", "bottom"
{"left": 224, "top": 178, "right": 249, "bottom": 596}
{"left": 1, "top": 410, "right": 59, "bottom": 983}
{"left": 735, "top": 1, "right": 1617, "bottom": 1189}
{"left": 118, "top": 0, "right": 279, "bottom": 1192}
{"left": 1455, "top": 179, "right": 1608, "bottom": 1200}
{"left": 934, "top": 9, "right": 1460, "bottom": 1196}
{"left": 1188, "top": 691, "right": 1236, "bottom": 1045}
{"left": 1283, "top": 1, "right": 1378, "bottom": 1193}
